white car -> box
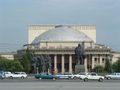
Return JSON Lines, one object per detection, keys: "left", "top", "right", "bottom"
{"left": 73, "top": 72, "right": 88, "bottom": 79}
{"left": 11, "top": 72, "right": 27, "bottom": 79}
{"left": 4, "top": 72, "right": 27, "bottom": 79}
{"left": 105, "top": 73, "right": 120, "bottom": 80}
{"left": 4, "top": 72, "right": 13, "bottom": 78}
{"left": 80, "top": 72, "right": 104, "bottom": 82}
{"left": 55, "top": 72, "right": 74, "bottom": 79}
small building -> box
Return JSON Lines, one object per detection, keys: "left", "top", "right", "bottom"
{"left": 0, "top": 52, "right": 16, "bottom": 60}
{"left": 111, "top": 51, "right": 120, "bottom": 64}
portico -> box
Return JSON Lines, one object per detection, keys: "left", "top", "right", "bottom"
{"left": 27, "top": 46, "right": 111, "bottom": 73}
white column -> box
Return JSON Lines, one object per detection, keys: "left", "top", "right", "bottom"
{"left": 69, "top": 54, "right": 72, "bottom": 73}
{"left": 84, "top": 58, "right": 88, "bottom": 73}
{"left": 100, "top": 56, "right": 102, "bottom": 66}
{"left": 62, "top": 54, "right": 65, "bottom": 74}
{"left": 92, "top": 56, "right": 94, "bottom": 69}
{"left": 54, "top": 54, "right": 57, "bottom": 74}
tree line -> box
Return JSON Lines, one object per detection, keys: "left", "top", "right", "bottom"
{"left": 0, "top": 57, "right": 23, "bottom": 72}
{"left": 0, "top": 49, "right": 31, "bottom": 73}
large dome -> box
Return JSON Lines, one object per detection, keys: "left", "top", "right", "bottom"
{"left": 32, "top": 26, "right": 93, "bottom": 44}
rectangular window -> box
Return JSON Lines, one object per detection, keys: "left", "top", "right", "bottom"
{"left": 102, "top": 58, "right": 104, "bottom": 63}
{"left": 94, "top": 58, "right": 97, "bottom": 63}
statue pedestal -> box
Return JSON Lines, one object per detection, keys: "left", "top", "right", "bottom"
{"left": 75, "top": 64, "right": 85, "bottom": 74}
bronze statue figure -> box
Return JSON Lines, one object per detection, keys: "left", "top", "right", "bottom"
{"left": 74, "top": 43, "right": 86, "bottom": 73}
{"left": 74, "top": 44, "right": 86, "bottom": 65}
{"left": 32, "top": 55, "right": 51, "bottom": 73}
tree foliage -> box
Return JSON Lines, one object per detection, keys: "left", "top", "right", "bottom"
{"left": 92, "top": 65, "right": 104, "bottom": 73}
{"left": 20, "top": 48, "right": 31, "bottom": 73}
{"left": 0, "top": 58, "right": 23, "bottom": 72}
{"left": 104, "top": 58, "right": 112, "bottom": 73}
{"left": 112, "top": 58, "right": 120, "bottom": 72}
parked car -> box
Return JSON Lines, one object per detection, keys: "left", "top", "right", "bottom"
{"left": 0, "top": 71, "right": 5, "bottom": 79}
{"left": 80, "top": 72, "right": 104, "bottom": 82}
{"left": 4, "top": 71, "right": 13, "bottom": 78}
{"left": 55, "top": 72, "right": 74, "bottom": 79}
{"left": 4, "top": 71, "right": 27, "bottom": 79}
{"left": 35, "top": 72, "right": 57, "bottom": 80}
{"left": 105, "top": 73, "right": 120, "bottom": 80}
{"left": 73, "top": 72, "right": 88, "bottom": 79}
{"left": 11, "top": 72, "right": 27, "bottom": 79}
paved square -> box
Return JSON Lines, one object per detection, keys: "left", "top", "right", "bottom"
{"left": 0, "top": 80, "right": 120, "bottom": 90}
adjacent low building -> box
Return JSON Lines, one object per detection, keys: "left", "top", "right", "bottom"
{"left": 0, "top": 52, "right": 16, "bottom": 60}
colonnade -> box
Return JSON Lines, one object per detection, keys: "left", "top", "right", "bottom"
{"left": 53, "top": 54, "right": 109, "bottom": 73}
{"left": 53, "top": 54, "right": 87, "bottom": 73}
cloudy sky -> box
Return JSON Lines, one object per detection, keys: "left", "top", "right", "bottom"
{"left": 0, "top": 0, "right": 120, "bottom": 52}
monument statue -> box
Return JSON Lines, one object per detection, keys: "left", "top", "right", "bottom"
{"left": 74, "top": 44, "right": 86, "bottom": 73}
{"left": 75, "top": 44, "right": 86, "bottom": 64}
{"left": 39, "top": 55, "right": 51, "bottom": 73}
{"left": 32, "top": 55, "right": 52, "bottom": 73}
{"left": 40, "top": 55, "right": 46, "bottom": 72}
{"left": 45, "top": 55, "right": 52, "bottom": 73}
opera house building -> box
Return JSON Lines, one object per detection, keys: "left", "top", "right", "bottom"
{"left": 18, "top": 24, "right": 120, "bottom": 74}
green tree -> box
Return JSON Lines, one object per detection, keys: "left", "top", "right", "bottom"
{"left": 92, "top": 65, "right": 104, "bottom": 73}
{"left": 0, "top": 59, "right": 23, "bottom": 72}
{"left": 20, "top": 48, "right": 31, "bottom": 73}
{"left": 104, "top": 58, "right": 112, "bottom": 73}
{"left": 112, "top": 58, "right": 120, "bottom": 72}
{"left": 10, "top": 60, "right": 24, "bottom": 72}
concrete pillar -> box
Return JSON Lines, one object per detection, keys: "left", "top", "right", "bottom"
{"left": 92, "top": 56, "right": 94, "bottom": 69}
{"left": 100, "top": 56, "right": 102, "bottom": 66}
{"left": 84, "top": 58, "right": 88, "bottom": 73}
{"left": 54, "top": 54, "right": 57, "bottom": 74}
{"left": 62, "top": 54, "right": 65, "bottom": 74}
{"left": 69, "top": 54, "right": 72, "bottom": 73}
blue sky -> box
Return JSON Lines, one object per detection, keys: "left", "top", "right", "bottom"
{"left": 0, "top": 0, "right": 120, "bottom": 52}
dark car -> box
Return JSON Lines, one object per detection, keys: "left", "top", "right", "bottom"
{"left": 35, "top": 72, "right": 57, "bottom": 80}
{"left": 0, "top": 71, "right": 5, "bottom": 79}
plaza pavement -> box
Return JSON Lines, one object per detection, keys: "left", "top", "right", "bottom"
{"left": 0, "top": 79, "right": 120, "bottom": 90}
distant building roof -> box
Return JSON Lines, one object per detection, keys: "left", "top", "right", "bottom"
{"left": 0, "top": 52, "right": 17, "bottom": 55}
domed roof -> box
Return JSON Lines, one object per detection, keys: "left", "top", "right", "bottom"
{"left": 32, "top": 26, "right": 93, "bottom": 44}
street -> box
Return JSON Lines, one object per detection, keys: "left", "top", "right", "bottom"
{"left": 0, "top": 79, "right": 120, "bottom": 90}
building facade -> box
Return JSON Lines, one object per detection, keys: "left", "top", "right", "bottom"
{"left": 20, "top": 24, "right": 119, "bottom": 74}
{"left": 0, "top": 52, "right": 16, "bottom": 60}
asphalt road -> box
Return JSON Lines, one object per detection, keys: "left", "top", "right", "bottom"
{"left": 0, "top": 79, "right": 120, "bottom": 90}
